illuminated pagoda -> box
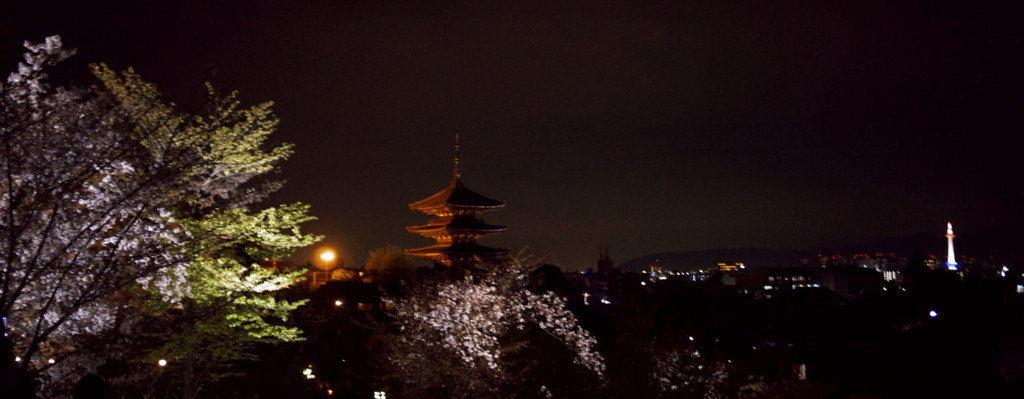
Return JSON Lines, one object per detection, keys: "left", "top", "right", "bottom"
{"left": 406, "top": 133, "right": 508, "bottom": 267}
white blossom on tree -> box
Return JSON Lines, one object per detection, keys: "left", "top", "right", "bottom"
{"left": 2, "top": 36, "right": 190, "bottom": 375}
{"left": 1, "top": 36, "right": 307, "bottom": 397}
{"left": 650, "top": 347, "right": 728, "bottom": 399}
{"left": 385, "top": 257, "right": 604, "bottom": 398}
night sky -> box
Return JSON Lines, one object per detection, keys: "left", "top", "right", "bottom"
{"left": 7, "top": 1, "right": 1024, "bottom": 270}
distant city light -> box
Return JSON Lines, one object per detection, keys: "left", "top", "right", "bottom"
{"left": 334, "top": 299, "right": 343, "bottom": 307}
{"left": 374, "top": 391, "right": 387, "bottom": 399}
{"left": 688, "top": 336, "right": 695, "bottom": 341}
{"left": 158, "top": 359, "right": 167, "bottom": 367}
{"left": 929, "top": 310, "right": 938, "bottom": 318}
{"left": 48, "top": 358, "right": 55, "bottom": 364}
{"left": 14, "top": 356, "right": 20, "bottom": 362}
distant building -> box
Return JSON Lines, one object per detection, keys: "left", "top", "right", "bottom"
{"left": 817, "top": 267, "right": 884, "bottom": 297}
{"left": 720, "top": 266, "right": 882, "bottom": 298}
{"left": 597, "top": 245, "right": 614, "bottom": 273}
{"left": 406, "top": 132, "right": 508, "bottom": 267}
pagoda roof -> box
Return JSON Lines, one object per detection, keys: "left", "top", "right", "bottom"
{"left": 407, "top": 242, "right": 509, "bottom": 258}
{"left": 407, "top": 217, "right": 507, "bottom": 235}
{"left": 409, "top": 178, "right": 504, "bottom": 214}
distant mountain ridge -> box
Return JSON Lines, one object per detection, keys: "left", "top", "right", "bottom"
{"left": 617, "top": 224, "right": 1024, "bottom": 272}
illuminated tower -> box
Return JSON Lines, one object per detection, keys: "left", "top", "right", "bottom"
{"left": 945, "top": 222, "right": 958, "bottom": 271}
{"left": 407, "top": 132, "right": 508, "bottom": 267}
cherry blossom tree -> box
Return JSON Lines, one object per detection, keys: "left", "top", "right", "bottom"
{"left": 2, "top": 37, "right": 187, "bottom": 394}
{"left": 383, "top": 257, "right": 605, "bottom": 398}
{"left": 1, "top": 36, "right": 312, "bottom": 397}
{"left": 649, "top": 344, "right": 728, "bottom": 399}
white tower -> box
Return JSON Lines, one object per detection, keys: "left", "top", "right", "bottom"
{"left": 945, "top": 222, "right": 958, "bottom": 270}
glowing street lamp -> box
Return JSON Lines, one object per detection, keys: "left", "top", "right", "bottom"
{"left": 158, "top": 359, "right": 167, "bottom": 367}
{"left": 311, "top": 249, "right": 338, "bottom": 288}
{"left": 319, "top": 249, "right": 337, "bottom": 268}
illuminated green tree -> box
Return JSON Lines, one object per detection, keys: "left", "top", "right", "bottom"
{"left": 139, "top": 205, "right": 319, "bottom": 399}
{"left": 87, "top": 51, "right": 320, "bottom": 399}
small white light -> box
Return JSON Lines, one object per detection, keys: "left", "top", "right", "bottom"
{"left": 688, "top": 336, "right": 695, "bottom": 341}
{"left": 158, "top": 359, "right": 167, "bottom": 367}
{"left": 334, "top": 300, "right": 343, "bottom": 306}
{"left": 929, "top": 310, "right": 938, "bottom": 318}
{"left": 48, "top": 358, "right": 55, "bottom": 364}
{"left": 14, "top": 356, "right": 21, "bottom": 362}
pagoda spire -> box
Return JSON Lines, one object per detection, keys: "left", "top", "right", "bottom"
{"left": 945, "top": 221, "right": 958, "bottom": 270}
{"left": 453, "top": 128, "right": 461, "bottom": 180}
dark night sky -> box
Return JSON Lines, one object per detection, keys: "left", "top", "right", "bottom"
{"left": 7, "top": 1, "right": 1024, "bottom": 270}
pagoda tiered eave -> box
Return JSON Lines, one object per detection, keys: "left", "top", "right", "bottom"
{"left": 407, "top": 242, "right": 509, "bottom": 259}
{"left": 408, "top": 178, "right": 505, "bottom": 216}
{"left": 406, "top": 218, "right": 507, "bottom": 236}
